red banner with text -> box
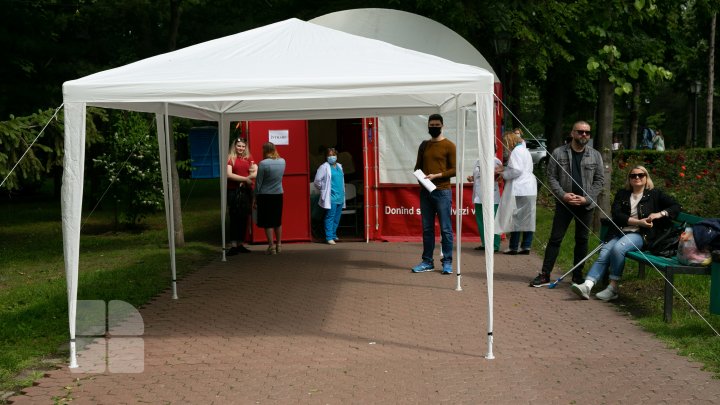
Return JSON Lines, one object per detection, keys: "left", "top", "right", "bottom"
{"left": 376, "top": 185, "right": 483, "bottom": 242}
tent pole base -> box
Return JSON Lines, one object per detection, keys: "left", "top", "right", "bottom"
{"left": 69, "top": 341, "right": 79, "bottom": 368}
{"left": 485, "top": 335, "right": 494, "bottom": 359}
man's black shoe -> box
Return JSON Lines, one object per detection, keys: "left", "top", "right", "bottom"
{"left": 226, "top": 247, "right": 239, "bottom": 256}
{"left": 529, "top": 272, "right": 550, "bottom": 287}
{"left": 237, "top": 245, "right": 251, "bottom": 253}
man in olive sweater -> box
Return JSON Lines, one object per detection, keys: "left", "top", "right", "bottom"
{"left": 411, "top": 114, "right": 457, "bottom": 275}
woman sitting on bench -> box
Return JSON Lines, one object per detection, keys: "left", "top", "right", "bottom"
{"left": 571, "top": 165, "right": 681, "bottom": 301}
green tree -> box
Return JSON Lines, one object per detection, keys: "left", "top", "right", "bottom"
{"left": 92, "top": 111, "right": 163, "bottom": 226}
{"left": 0, "top": 107, "right": 103, "bottom": 195}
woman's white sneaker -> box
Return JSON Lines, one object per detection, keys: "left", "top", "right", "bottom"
{"left": 596, "top": 285, "right": 618, "bottom": 301}
{"left": 570, "top": 283, "right": 590, "bottom": 300}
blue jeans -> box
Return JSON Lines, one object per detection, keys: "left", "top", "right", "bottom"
{"left": 420, "top": 188, "right": 453, "bottom": 265}
{"left": 586, "top": 233, "right": 644, "bottom": 282}
{"left": 324, "top": 202, "right": 343, "bottom": 241}
{"left": 509, "top": 231, "right": 534, "bottom": 251}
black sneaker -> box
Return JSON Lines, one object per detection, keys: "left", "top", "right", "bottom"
{"left": 571, "top": 273, "right": 585, "bottom": 285}
{"left": 237, "top": 245, "right": 251, "bottom": 253}
{"left": 226, "top": 247, "right": 239, "bottom": 256}
{"left": 529, "top": 272, "right": 550, "bottom": 287}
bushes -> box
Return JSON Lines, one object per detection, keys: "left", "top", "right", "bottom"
{"left": 92, "top": 111, "right": 163, "bottom": 225}
{"left": 612, "top": 149, "right": 720, "bottom": 217}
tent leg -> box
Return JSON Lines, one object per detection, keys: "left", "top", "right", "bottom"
{"left": 69, "top": 340, "right": 78, "bottom": 368}
{"left": 455, "top": 102, "right": 465, "bottom": 292}
{"left": 160, "top": 106, "right": 178, "bottom": 300}
{"left": 486, "top": 333, "right": 495, "bottom": 359}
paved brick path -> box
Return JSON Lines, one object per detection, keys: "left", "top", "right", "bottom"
{"left": 9, "top": 242, "right": 720, "bottom": 404}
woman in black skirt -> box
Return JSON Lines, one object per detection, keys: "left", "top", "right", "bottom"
{"left": 254, "top": 142, "right": 286, "bottom": 255}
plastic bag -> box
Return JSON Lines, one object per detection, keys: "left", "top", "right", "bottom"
{"left": 677, "top": 227, "right": 712, "bottom": 266}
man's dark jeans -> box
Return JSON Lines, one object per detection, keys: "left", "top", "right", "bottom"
{"left": 541, "top": 202, "right": 594, "bottom": 277}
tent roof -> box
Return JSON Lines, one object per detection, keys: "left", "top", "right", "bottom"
{"left": 310, "top": 8, "right": 498, "bottom": 82}
{"left": 62, "top": 18, "right": 493, "bottom": 121}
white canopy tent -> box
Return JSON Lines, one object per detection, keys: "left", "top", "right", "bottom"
{"left": 61, "top": 18, "right": 498, "bottom": 366}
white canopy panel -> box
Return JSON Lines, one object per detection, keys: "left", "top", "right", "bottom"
{"left": 64, "top": 18, "right": 493, "bottom": 118}
{"left": 310, "top": 8, "right": 498, "bottom": 82}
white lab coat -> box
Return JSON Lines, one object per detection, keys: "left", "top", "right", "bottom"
{"left": 495, "top": 141, "right": 537, "bottom": 233}
{"left": 313, "top": 162, "right": 346, "bottom": 210}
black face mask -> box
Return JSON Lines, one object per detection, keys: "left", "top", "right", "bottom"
{"left": 428, "top": 127, "right": 442, "bottom": 137}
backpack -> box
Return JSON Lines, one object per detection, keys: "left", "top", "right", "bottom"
{"left": 692, "top": 219, "right": 720, "bottom": 251}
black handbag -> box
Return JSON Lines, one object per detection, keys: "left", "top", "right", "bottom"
{"left": 229, "top": 187, "right": 252, "bottom": 215}
{"left": 646, "top": 222, "right": 686, "bottom": 258}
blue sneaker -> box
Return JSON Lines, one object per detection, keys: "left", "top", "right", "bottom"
{"left": 441, "top": 262, "right": 452, "bottom": 274}
{"left": 411, "top": 262, "right": 434, "bottom": 273}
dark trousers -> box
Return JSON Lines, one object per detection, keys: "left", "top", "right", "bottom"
{"left": 541, "top": 202, "right": 594, "bottom": 277}
{"left": 228, "top": 188, "right": 251, "bottom": 243}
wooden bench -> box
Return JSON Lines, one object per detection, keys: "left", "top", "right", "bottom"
{"left": 601, "top": 212, "right": 716, "bottom": 322}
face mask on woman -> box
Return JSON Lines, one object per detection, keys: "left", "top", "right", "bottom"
{"left": 327, "top": 156, "right": 337, "bottom": 164}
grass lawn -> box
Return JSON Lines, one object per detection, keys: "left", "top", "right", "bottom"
{"left": 0, "top": 179, "right": 222, "bottom": 393}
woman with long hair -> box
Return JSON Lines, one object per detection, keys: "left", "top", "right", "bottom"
{"left": 495, "top": 131, "right": 537, "bottom": 255}
{"left": 254, "top": 142, "right": 286, "bottom": 255}
{"left": 571, "top": 165, "right": 680, "bottom": 301}
{"left": 226, "top": 138, "right": 256, "bottom": 255}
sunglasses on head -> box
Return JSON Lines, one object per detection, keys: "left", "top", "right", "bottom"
{"left": 574, "top": 130, "right": 591, "bottom": 136}
{"left": 628, "top": 173, "right": 647, "bottom": 179}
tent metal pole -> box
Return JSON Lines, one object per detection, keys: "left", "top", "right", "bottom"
{"left": 362, "top": 118, "right": 370, "bottom": 243}
{"left": 163, "top": 104, "right": 178, "bottom": 300}
{"left": 455, "top": 96, "right": 463, "bottom": 292}
{"left": 155, "top": 113, "right": 173, "bottom": 293}
{"left": 374, "top": 119, "right": 380, "bottom": 232}
{"left": 219, "top": 116, "right": 228, "bottom": 261}
{"left": 481, "top": 94, "right": 495, "bottom": 360}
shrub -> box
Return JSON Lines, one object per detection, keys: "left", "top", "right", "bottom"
{"left": 612, "top": 149, "right": 720, "bottom": 216}
{"left": 92, "top": 111, "right": 162, "bottom": 225}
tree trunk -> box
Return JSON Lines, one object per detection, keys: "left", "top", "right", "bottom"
{"left": 168, "top": 120, "right": 185, "bottom": 247}
{"left": 168, "top": 0, "right": 182, "bottom": 51}
{"left": 686, "top": 96, "right": 694, "bottom": 147}
{"left": 706, "top": 13, "right": 716, "bottom": 148}
{"left": 596, "top": 74, "right": 614, "bottom": 221}
{"left": 542, "top": 66, "right": 569, "bottom": 150}
{"left": 629, "top": 82, "right": 640, "bottom": 149}
{"left": 508, "top": 50, "right": 522, "bottom": 130}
